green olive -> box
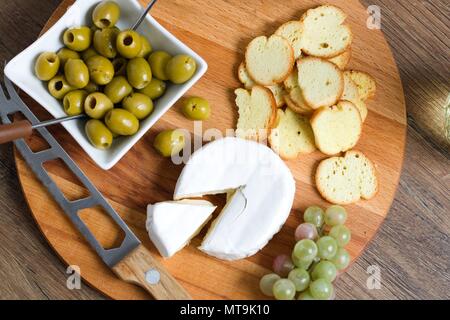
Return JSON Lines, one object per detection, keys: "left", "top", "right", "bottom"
{"left": 123, "top": 93, "right": 154, "bottom": 120}
{"left": 57, "top": 48, "right": 80, "bottom": 70}
{"left": 86, "top": 55, "right": 114, "bottom": 85}
{"left": 182, "top": 97, "right": 211, "bottom": 120}
{"left": 63, "top": 90, "right": 88, "bottom": 116}
{"left": 105, "top": 109, "right": 139, "bottom": 136}
{"left": 126, "top": 57, "right": 152, "bottom": 89}
{"left": 116, "top": 30, "right": 142, "bottom": 59}
{"left": 85, "top": 119, "right": 113, "bottom": 150}
{"left": 81, "top": 47, "right": 98, "bottom": 61}
{"left": 104, "top": 76, "right": 133, "bottom": 104}
{"left": 64, "top": 59, "right": 89, "bottom": 89}
{"left": 138, "top": 78, "right": 166, "bottom": 100}
{"left": 93, "top": 27, "right": 119, "bottom": 58}
{"left": 111, "top": 57, "right": 128, "bottom": 76}
{"left": 92, "top": 1, "right": 121, "bottom": 29}
{"left": 84, "top": 81, "right": 100, "bottom": 93}
{"left": 137, "top": 35, "right": 152, "bottom": 58}
{"left": 48, "top": 75, "right": 74, "bottom": 100}
{"left": 63, "top": 26, "right": 92, "bottom": 52}
{"left": 153, "top": 129, "right": 186, "bottom": 157}
{"left": 84, "top": 92, "right": 114, "bottom": 119}
{"left": 148, "top": 51, "right": 171, "bottom": 81}
{"left": 35, "top": 52, "right": 60, "bottom": 81}
{"left": 165, "top": 55, "right": 197, "bottom": 84}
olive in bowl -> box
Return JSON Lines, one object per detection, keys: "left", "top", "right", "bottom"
{"left": 123, "top": 93, "right": 154, "bottom": 120}
{"left": 85, "top": 119, "right": 113, "bottom": 150}
{"left": 84, "top": 92, "right": 114, "bottom": 119}
{"left": 64, "top": 59, "right": 90, "bottom": 88}
{"left": 35, "top": 52, "right": 60, "bottom": 81}
{"left": 165, "top": 54, "right": 197, "bottom": 84}
{"left": 92, "top": 0, "right": 121, "bottom": 29}
{"left": 63, "top": 26, "right": 92, "bottom": 52}
{"left": 105, "top": 109, "right": 140, "bottom": 136}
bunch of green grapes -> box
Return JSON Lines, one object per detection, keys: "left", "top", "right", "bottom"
{"left": 259, "top": 205, "right": 352, "bottom": 300}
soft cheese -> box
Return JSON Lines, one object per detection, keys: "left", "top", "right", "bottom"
{"left": 174, "top": 137, "right": 296, "bottom": 260}
{"left": 146, "top": 200, "right": 216, "bottom": 258}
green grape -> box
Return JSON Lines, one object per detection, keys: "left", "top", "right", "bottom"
{"left": 317, "top": 236, "right": 338, "bottom": 260}
{"left": 259, "top": 273, "right": 280, "bottom": 297}
{"left": 303, "top": 206, "right": 325, "bottom": 228}
{"left": 273, "top": 279, "right": 296, "bottom": 300}
{"left": 329, "top": 225, "right": 351, "bottom": 247}
{"left": 330, "top": 248, "right": 351, "bottom": 270}
{"left": 325, "top": 205, "right": 347, "bottom": 226}
{"left": 311, "top": 260, "right": 337, "bottom": 282}
{"left": 288, "top": 268, "right": 310, "bottom": 292}
{"left": 293, "top": 239, "right": 318, "bottom": 262}
{"left": 297, "top": 289, "right": 315, "bottom": 300}
{"left": 309, "top": 279, "right": 333, "bottom": 300}
{"left": 291, "top": 253, "right": 314, "bottom": 270}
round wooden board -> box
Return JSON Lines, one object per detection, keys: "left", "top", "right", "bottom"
{"left": 14, "top": 0, "right": 406, "bottom": 300}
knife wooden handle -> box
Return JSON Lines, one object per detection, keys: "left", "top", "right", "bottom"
{"left": 112, "top": 245, "right": 192, "bottom": 300}
{"left": 0, "top": 120, "right": 33, "bottom": 144}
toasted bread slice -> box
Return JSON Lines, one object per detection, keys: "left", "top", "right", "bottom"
{"left": 283, "top": 67, "right": 313, "bottom": 115}
{"left": 342, "top": 72, "right": 368, "bottom": 121}
{"left": 268, "top": 84, "right": 287, "bottom": 108}
{"left": 245, "top": 35, "right": 294, "bottom": 86}
{"left": 269, "top": 108, "right": 316, "bottom": 159}
{"left": 238, "top": 62, "right": 256, "bottom": 89}
{"left": 327, "top": 48, "right": 352, "bottom": 70}
{"left": 297, "top": 57, "right": 344, "bottom": 109}
{"left": 238, "top": 62, "right": 286, "bottom": 107}
{"left": 275, "top": 21, "right": 304, "bottom": 59}
{"left": 311, "top": 101, "right": 362, "bottom": 155}
{"left": 300, "top": 5, "right": 352, "bottom": 58}
{"left": 235, "top": 86, "right": 277, "bottom": 140}
{"left": 345, "top": 70, "right": 377, "bottom": 101}
{"left": 315, "top": 150, "right": 378, "bottom": 204}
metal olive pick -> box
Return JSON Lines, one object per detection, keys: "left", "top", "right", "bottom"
{"left": 0, "top": 0, "right": 158, "bottom": 144}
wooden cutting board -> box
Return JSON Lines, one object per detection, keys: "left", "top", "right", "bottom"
{"left": 14, "top": 0, "right": 406, "bottom": 299}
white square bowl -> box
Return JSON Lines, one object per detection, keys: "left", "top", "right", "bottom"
{"left": 5, "top": 0, "right": 207, "bottom": 170}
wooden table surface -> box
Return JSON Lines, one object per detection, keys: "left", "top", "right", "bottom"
{"left": 0, "top": 0, "right": 448, "bottom": 300}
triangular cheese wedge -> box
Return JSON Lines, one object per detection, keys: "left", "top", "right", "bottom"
{"left": 146, "top": 200, "right": 216, "bottom": 258}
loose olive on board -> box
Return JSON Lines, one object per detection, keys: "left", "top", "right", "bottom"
{"left": 63, "top": 26, "right": 92, "bottom": 52}
{"left": 86, "top": 55, "right": 114, "bottom": 85}
{"left": 138, "top": 78, "right": 166, "bottom": 100}
{"left": 165, "top": 55, "right": 197, "bottom": 84}
{"left": 63, "top": 90, "right": 88, "bottom": 116}
{"left": 85, "top": 119, "right": 113, "bottom": 150}
{"left": 57, "top": 48, "right": 80, "bottom": 69}
{"left": 84, "top": 92, "right": 114, "bottom": 119}
{"left": 182, "top": 97, "right": 211, "bottom": 120}
{"left": 105, "top": 109, "right": 139, "bottom": 136}
{"left": 126, "top": 57, "right": 152, "bottom": 89}
{"left": 81, "top": 47, "right": 98, "bottom": 61}
{"left": 116, "top": 30, "right": 142, "bottom": 59}
{"left": 111, "top": 57, "right": 127, "bottom": 76}
{"left": 137, "top": 35, "right": 152, "bottom": 58}
{"left": 104, "top": 76, "right": 133, "bottom": 104}
{"left": 48, "top": 75, "right": 74, "bottom": 100}
{"left": 84, "top": 81, "right": 100, "bottom": 93}
{"left": 148, "top": 51, "right": 171, "bottom": 81}
{"left": 34, "top": 52, "right": 60, "bottom": 81}
{"left": 92, "top": 0, "right": 121, "bottom": 29}
{"left": 64, "top": 59, "right": 90, "bottom": 88}
{"left": 153, "top": 129, "right": 186, "bottom": 157}
{"left": 93, "top": 27, "right": 119, "bottom": 58}
{"left": 123, "top": 93, "right": 154, "bottom": 120}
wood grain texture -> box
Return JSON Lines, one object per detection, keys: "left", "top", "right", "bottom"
{"left": 0, "top": 0, "right": 448, "bottom": 300}
{"left": 13, "top": 0, "right": 406, "bottom": 300}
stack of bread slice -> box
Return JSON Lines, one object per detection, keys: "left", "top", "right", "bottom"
{"left": 234, "top": 4, "right": 379, "bottom": 204}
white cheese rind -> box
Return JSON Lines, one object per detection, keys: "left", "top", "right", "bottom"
{"left": 146, "top": 200, "right": 216, "bottom": 258}
{"left": 174, "top": 137, "right": 296, "bottom": 260}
